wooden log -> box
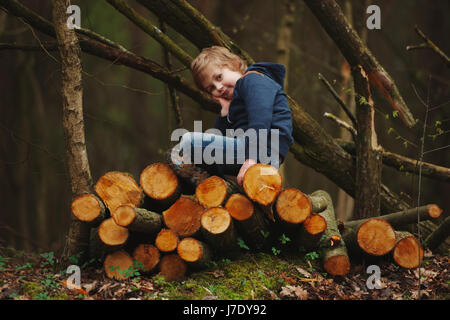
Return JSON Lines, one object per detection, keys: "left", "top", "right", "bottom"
{"left": 71, "top": 193, "right": 107, "bottom": 227}
{"left": 177, "top": 237, "right": 213, "bottom": 270}
{"left": 162, "top": 196, "right": 204, "bottom": 238}
{"left": 165, "top": 149, "right": 211, "bottom": 189}
{"left": 424, "top": 215, "right": 450, "bottom": 252}
{"left": 243, "top": 164, "right": 282, "bottom": 207}
{"left": 140, "top": 163, "right": 181, "bottom": 211}
{"left": 195, "top": 176, "right": 232, "bottom": 208}
{"left": 155, "top": 228, "right": 179, "bottom": 253}
{"left": 159, "top": 253, "right": 187, "bottom": 281}
{"left": 308, "top": 193, "right": 329, "bottom": 213}
{"left": 225, "top": 193, "right": 272, "bottom": 250}
{"left": 88, "top": 227, "right": 116, "bottom": 262}
{"left": 393, "top": 231, "right": 423, "bottom": 269}
{"left": 98, "top": 217, "right": 129, "bottom": 247}
{"left": 297, "top": 213, "right": 327, "bottom": 251}
{"left": 132, "top": 244, "right": 160, "bottom": 273}
{"left": 94, "top": 171, "right": 143, "bottom": 213}
{"left": 275, "top": 188, "right": 311, "bottom": 231}
{"left": 309, "top": 190, "right": 350, "bottom": 276}
{"left": 112, "top": 205, "right": 162, "bottom": 235}
{"left": 104, "top": 250, "right": 134, "bottom": 280}
{"left": 356, "top": 218, "right": 397, "bottom": 256}
{"left": 201, "top": 207, "right": 239, "bottom": 254}
{"left": 344, "top": 204, "right": 443, "bottom": 229}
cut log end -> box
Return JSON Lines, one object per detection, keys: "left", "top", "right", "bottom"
{"left": 71, "top": 193, "right": 103, "bottom": 222}
{"left": 162, "top": 197, "right": 204, "bottom": 237}
{"left": 196, "top": 176, "right": 228, "bottom": 208}
{"left": 243, "top": 164, "right": 282, "bottom": 206}
{"left": 98, "top": 218, "right": 129, "bottom": 246}
{"left": 225, "top": 193, "right": 254, "bottom": 221}
{"left": 276, "top": 188, "right": 311, "bottom": 224}
{"left": 140, "top": 163, "right": 179, "bottom": 200}
{"left": 104, "top": 250, "right": 134, "bottom": 280}
{"left": 428, "top": 204, "right": 443, "bottom": 219}
{"left": 133, "top": 244, "right": 160, "bottom": 273}
{"left": 357, "top": 218, "right": 396, "bottom": 256}
{"left": 159, "top": 254, "right": 187, "bottom": 281}
{"left": 304, "top": 213, "right": 327, "bottom": 235}
{"left": 324, "top": 254, "right": 351, "bottom": 276}
{"left": 94, "top": 171, "right": 143, "bottom": 213}
{"left": 393, "top": 236, "right": 424, "bottom": 269}
{"left": 155, "top": 228, "right": 179, "bottom": 252}
{"left": 177, "top": 237, "right": 203, "bottom": 263}
{"left": 201, "top": 207, "right": 231, "bottom": 235}
{"left": 112, "top": 205, "right": 136, "bottom": 227}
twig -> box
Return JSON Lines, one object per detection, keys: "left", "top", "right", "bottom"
{"left": 318, "top": 73, "right": 357, "bottom": 127}
{"left": 323, "top": 112, "right": 357, "bottom": 140}
{"left": 407, "top": 25, "right": 450, "bottom": 68}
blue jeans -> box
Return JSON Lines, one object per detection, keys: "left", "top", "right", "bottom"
{"left": 174, "top": 132, "right": 281, "bottom": 176}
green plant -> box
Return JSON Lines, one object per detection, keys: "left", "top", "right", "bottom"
{"left": 16, "top": 262, "right": 33, "bottom": 271}
{"left": 260, "top": 230, "right": 270, "bottom": 239}
{"left": 34, "top": 292, "right": 51, "bottom": 300}
{"left": 40, "top": 252, "right": 55, "bottom": 268}
{"left": 279, "top": 234, "right": 291, "bottom": 245}
{"left": 271, "top": 247, "right": 281, "bottom": 256}
{"left": 237, "top": 237, "right": 250, "bottom": 250}
{"left": 0, "top": 256, "right": 7, "bottom": 271}
{"left": 304, "top": 251, "right": 320, "bottom": 262}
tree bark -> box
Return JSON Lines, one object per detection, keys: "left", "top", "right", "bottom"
{"left": 51, "top": 0, "right": 93, "bottom": 260}
{"left": 353, "top": 65, "right": 382, "bottom": 220}
{"left": 303, "top": 0, "right": 416, "bottom": 128}
{"left": 112, "top": 205, "right": 162, "bottom": 235}
{"left": 424, "top": 216, "right": 450, "bottom": 251}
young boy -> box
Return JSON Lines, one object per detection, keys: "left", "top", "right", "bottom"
{"left": 171, "top": 46, "right": 294, "bottom": 186}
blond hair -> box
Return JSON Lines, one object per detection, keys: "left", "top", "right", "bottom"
{"left": 191, "top": 46, "right": 247, "bottom": 90}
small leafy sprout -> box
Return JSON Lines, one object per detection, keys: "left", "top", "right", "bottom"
{"left": 34, "top": 292, "right": 51, "bottom": 300}
{"left": 221, "top": 258, "right": 231, "bottom": 264}
{"left": 40, "top": 252, "right": 55, "bottom": 268}
{"left": 260, "top": 230, "right": 270, "bottom": 239}
{"left": 279, "top": 234, "right": 291, "bottom": 245}
{"left": 271, "top": 247, "right": 281, "bottom": 256}
{"left": 16, "top": 262, "right": 33, "bottom": 271}
{"left": 392, "top": 110, "right": 399, "bottom": 118}
{"left": 304, "top": 251, "right": 320, "bottom": 262}
{"left": 237, "top": 237, "right": 250, "bottom": 250}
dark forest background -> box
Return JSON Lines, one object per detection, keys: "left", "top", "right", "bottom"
{"left": 0, "top": 0, "right": 448, "bottom": 254}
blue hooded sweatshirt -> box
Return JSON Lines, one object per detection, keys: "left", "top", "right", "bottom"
{"left": 214, "top": 62, "right": 294, "bottom": 163}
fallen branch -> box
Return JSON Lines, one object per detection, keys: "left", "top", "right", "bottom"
{"left": 424, "top": 216, "right": 450, "bottom": 251}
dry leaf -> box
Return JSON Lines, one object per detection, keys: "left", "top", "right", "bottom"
{"left": 295, "top": 266, "right": 312, "bottom": 278}
{"left": 280, "top": 285, "right": 308, "bottom": 300}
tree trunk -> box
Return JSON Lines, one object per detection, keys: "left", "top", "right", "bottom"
{"left": 112, "top": 205, "right": 162, "bottom": 235}
{"left": 344, "top": 204, "right": 443, "bottom": 229}
{"left": 275, "top": 188, "right": 311, "bottom": 232}
{"left": 98, "top": 217, "right": 129, "bottom": 247}
{"left": 159, "top": 253, "right": 187, "bottom": 281}
{"left": 104, "top": 250, "right": 134, "bottom": 280}
{"left": 133, "top": 244, "right": 160, "bottom": 273}
{"left": 195, "top": 176, "right": 234, "bottom": 208}
{"left": 424, "top": 216, "right": 450, "bottom": 251}
{"left": 225, "top": 193, "right": 272, "bottom": 250}
{"left": 177, "top": 237, "right": 213, "bottom": 270}
{"left": 71, "top": 193, "right": 107, "bottom": 227}
{"left": 200, "top": 207, "right": 239, "bottom": 254}
{"left": 393, "top": 231, "right": 423, "bottom": 269}
{"left": 94, "top": 171, "right": 144, "bottom": 214}
{"left": 162, "top": 196, "right": 204, "bottom": 238}
{"left": 155, "top": 228, "right": 180, "bottom": 253}
{"left": 297, "top": 213, "right": 327, "bottom": 251}
{"left": 140, "top": 163, "right": 181, "bottom": 212}
{"left": 352, "top": 65, "right": 382, "bottom": 220}
{"left": 303, "top": 0, "right": 416, "bottom": 128}
{"left": 309, "top": 190, "right": 350, "bottom": 276}
{"left": 51, "top": 0, "right": 93, "bottom": 260}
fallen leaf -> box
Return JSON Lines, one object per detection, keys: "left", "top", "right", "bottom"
{"left": 295, "top": 266, "right": 312, "bottom": 278}
{"left": 280, "top": 285, "right": 308, "bottom": 300}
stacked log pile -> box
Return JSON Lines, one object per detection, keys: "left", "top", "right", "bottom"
{"left": 71, "top": 162, "right": 444, "bottom": 281}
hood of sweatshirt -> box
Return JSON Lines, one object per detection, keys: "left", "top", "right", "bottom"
{"left": 245, "top": 62, "right": 286, "bottom": 90}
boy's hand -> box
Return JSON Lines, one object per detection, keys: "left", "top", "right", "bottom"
{"left": 237, "top": 158, "right": 257, "bottom": 186}
{"left": 214, "top": 96, "right": 231, "bottom": 116}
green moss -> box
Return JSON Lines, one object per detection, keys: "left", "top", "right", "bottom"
{"left": 22, "top": 281, "right": 45, "bottom": 297}
{"left": 52, "top": 292, "right": 69, "bottom": 300}
{"left": 150, "top": 252, "right": 307, "bottom": 300}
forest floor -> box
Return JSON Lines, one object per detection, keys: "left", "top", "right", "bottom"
{"left": 0, "top": 243, "right": 448, "bottom": 301}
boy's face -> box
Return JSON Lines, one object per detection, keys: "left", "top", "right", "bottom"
{"left": 201, "top": 65, "right": 242, "bottom": 100}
